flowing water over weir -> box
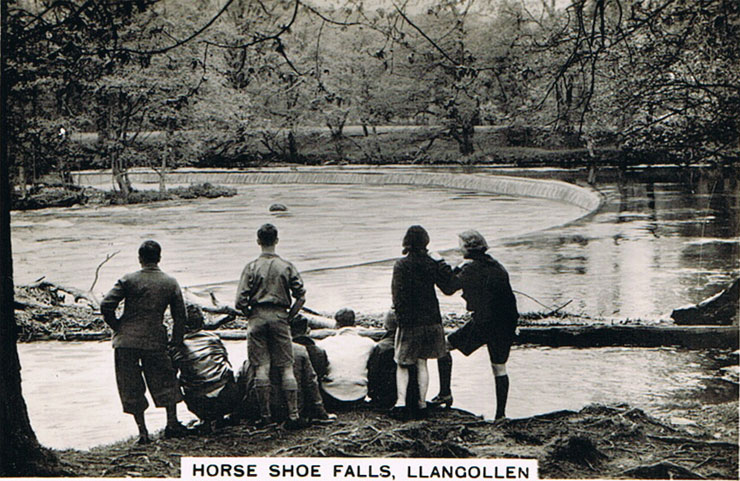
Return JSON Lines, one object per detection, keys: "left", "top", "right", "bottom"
{"left": 74, "top": 168, "right": 602, "bottom": 211}
{"left": 14, "top": 167, "right": 739, "bottom": 450}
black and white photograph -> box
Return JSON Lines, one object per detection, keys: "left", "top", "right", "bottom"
{"left": 1, "top": 0, "right": 738, "bottom": 478}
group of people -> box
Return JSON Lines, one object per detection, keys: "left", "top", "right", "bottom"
{"left": 100, "top": 222, "right": 518, "bottom": 444}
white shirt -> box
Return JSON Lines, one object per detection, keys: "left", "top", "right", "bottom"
{"left": 317, "top": 327, "right": 376, "bottom": 402}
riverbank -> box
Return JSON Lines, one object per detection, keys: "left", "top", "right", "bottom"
{"left": 48, "top": 403, "right": 737, "bottom": 479}
{"left": 13, "top": 287, "right": 739, "bottom": 478}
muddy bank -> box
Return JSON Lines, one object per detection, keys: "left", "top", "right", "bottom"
{"left": 50, "top": 404, "right": 737, "bottom": 479}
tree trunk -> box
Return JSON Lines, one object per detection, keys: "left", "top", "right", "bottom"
{"left": 17, "top": 164, "right": 27, "bottom": 196}
{"left": 111, "top": 152, "right": 131, "bottom": 199}
{"left": 158, "top": 147, "right": 168, "bottom": 199}
{"left": 0, "top": 18, "right": 62, "bottom": 473}
{"left": 287, "top": 130, "right": 298, "bottom": 163}
{"left": 460, "top": 123, "right": 475, "bottom": 155}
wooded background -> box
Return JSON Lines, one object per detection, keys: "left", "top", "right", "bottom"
{"left": 1, "top": 0, "right": 739, "bottom": 474}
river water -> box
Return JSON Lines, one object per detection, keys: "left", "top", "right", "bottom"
{"left": 17, "top": 341, "right": 713, "bottom": 450}
{"left": 12, "top": 181, "right": 584, "bottom": 316}
{"left": 11, "top": 166, "right": 740, "bottom": 450}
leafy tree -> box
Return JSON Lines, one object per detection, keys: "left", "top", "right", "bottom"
{"left": 540, "top": 0, "right": 739, "bottom": 163}
{"left": 1, "top": 0, "right": 281, "bottom": 472}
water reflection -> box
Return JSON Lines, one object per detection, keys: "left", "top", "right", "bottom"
{"left": 498, "top": 167, "right": 739, "bottom": 319}
{"left": 18, "top": 341, "right": 714, "bottom": 451}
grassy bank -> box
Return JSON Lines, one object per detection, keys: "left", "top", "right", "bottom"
{"left": 11, "top": 182, "right": 236, "bottom": 211}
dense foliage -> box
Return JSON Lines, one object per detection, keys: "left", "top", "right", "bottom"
{"left": 6, "top": 0, "right": 739, "bottom": 191}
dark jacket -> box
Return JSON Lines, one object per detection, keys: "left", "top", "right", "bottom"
{"left": 366, "top": 332, "right": 396, "bottom": 408}
{"left": 169, "top": 331, "right": 233, "bottom": 397}
{"left": 101, "top": 264, "right": 186, "bottom": 350}
{"left": 292, "top": 335, "right": 329, "bottom": 381}
{"left": 391, "top": 251, "right": 456, "bottom": 328}
{"left": 367, "top": 330, "right": 419, "bottom": 409}
{"left": 451, "top": 253, "right": 518, "bottom": 340}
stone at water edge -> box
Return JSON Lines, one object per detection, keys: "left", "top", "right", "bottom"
{"left": 269, "top": 203, "right": 288, "bottom": 212}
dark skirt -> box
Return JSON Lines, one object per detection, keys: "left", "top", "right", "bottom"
{"left": 394, "top": 323, "right": 447, "bottom": 365}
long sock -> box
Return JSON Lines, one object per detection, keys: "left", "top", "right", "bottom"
{"left": 416, "top": 360, "right": 429, "bottom": 409}
{"left": 494, "top": 374, "right": 509, "bottom": 419}
{"left": 254, "top": 380, "right": 272, "bottom": 421}
{"left": 284, "top": 388, "right": 300, "bottom": 421}
{"left": 395, "top": 366, "right": 409, "bottom": 407}
{"left": 165, "top": 404, "right": 179, "bottom": 427}
{"left": 437, "top": 354, "right": 452, "bottom": 397}
{"left": 133, "top": 411, "right": 148, "bottom": 436}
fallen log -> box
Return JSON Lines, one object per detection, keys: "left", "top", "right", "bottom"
{"left": 621, "top": 461, "right": 706, "bottom": 480}
{"left": 208, "top": 325, "right": 739, "bottom": 349}
{"left": 671, "top": 278, "right": 739, "bottom": 326}
{"left": 23, "top": 324, "right": 738, "bottom": 349}
{"left": 516, "top": 325, "right": 739, "bottom": 350}
{"left": 23, "top": 280, "right": 99, "bottom": 308}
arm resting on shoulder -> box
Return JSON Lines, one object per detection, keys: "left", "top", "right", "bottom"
{"left": 435, "top": 259, "right": 460, "bottom": 296}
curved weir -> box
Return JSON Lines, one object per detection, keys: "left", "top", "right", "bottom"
{"left": 74, "top": 168, "right": 602, "bottom": 213}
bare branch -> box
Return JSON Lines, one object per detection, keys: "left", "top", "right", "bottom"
{"left": 88, "top": 250, "right": 121, "bottom": 305}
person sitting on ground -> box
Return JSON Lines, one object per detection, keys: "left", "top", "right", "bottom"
{"left": 367, "top": 311, "right": 419, "bottom": 410}
{"left": 236, "top": 340, "right": 336, "bottom": 426}
{"left": 100, "top": 240, "right": 190, "bottom": 444}
{"left": 316, "top": 308, "right": 376, "bottom": 410}
{"left": 168, "top": 304, "right": 240, "bottom": 433}
{"left": 290, "top": 314, "right": 329, "bottom": 381}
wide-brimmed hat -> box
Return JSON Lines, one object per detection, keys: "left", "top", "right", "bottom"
{"left": 458, "top": 229, "right": 488, "bottom": 253}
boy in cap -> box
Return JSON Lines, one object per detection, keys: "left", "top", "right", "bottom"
{"left": 433, "top": 230, "right": 518, "bottom": 420}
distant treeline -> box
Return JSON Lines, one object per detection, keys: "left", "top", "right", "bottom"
{"left": 7, "top": 1, "right": 739, "bottom": 194}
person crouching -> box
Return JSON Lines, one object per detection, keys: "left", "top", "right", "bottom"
{"left": 169, "top": 304, "right": 240, "bottom": 433}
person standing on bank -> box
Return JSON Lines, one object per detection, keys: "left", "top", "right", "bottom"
{"left": 235, "top": 223, "right": 306, "bottom": 429}
{"left": 391, "top": 225, "right": 456, "bottom": 419}
{"left": 100, "top": 240, "right": 190, "bottom": 444}
{"left": 432, "top": 230, "right": 519, "bottom": 420}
